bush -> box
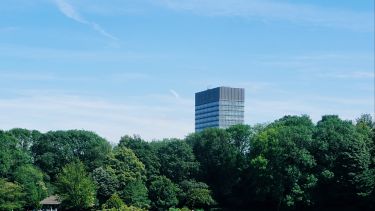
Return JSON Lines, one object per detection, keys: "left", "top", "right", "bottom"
{"left": 102, "top": 193, "right": 125, "bottom": 209}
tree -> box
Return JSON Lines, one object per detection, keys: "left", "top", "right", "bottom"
{"left": 186, "top": 128, "right": 240, "bottom": 204}
{"left": 32, "top": 130, "right": 111, "bottom": 181}
{"left": 102, "top": 193, "right": 125, "bottom": 209}
{"left": 13, "top": 165, "right": 47, "bottom": 209}
{"left": 149, "top": 176, "right": 179, "bottom": 210}
{"left": 56, "top": 160, "right": 97, "bottom": 210}
{"left": 106, "top": 147, "right": 149, "bottom": 208}
{"left": 107, "top": 147, "right": 146, "bottom": 183}
{"left": 154, "top": 139, "right": 199, "bottom": 183}
{"left": 122, "top": 179, "right": 150, "bottom": 209}
{"left": 356, "top": 114, "right": 375, "bottom": 167}
{"left": 0, "top": 131, "right": 31, "bottom": 178}
{"left": 248, "top": 115, "right": 317, "bottom": 210}
{"left": 312, "top": 115, "right": 373, "bottom": 209}
{"left": 0, "top": 178, "right": 25, "bottom": 210}
{"left": 118, "top": 135, "right": 161, "bottom": 179}
{"left": 6, "top": 128, "right": 42, "bottom": 154}
{"left": 226, "top": 124, "right": 253, "bottom": 154}
{"left": 356, "top": 114, "right": 374, "bottom": 129}
{"left": 178, "top": 180, "right": 215, "bottom": 209}
{"left": 93, "top": 167, "right": 119, "bottom": 204}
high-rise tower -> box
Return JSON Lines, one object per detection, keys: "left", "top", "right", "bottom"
{"left": 195, "top": 87, "right": 245, "bottom": 132}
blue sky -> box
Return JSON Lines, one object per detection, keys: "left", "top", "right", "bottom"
{"left": 0, "top": 0, "right": 374, "bottom": 142}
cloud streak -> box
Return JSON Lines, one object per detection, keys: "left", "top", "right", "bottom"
{"left": 156, "top": 0, "right": 373, "bottom": 31}
{"left": 169, "top": 89, "right": 180, "bottom": 99}
{"left": 54, "top": 0, "right": 118, "bottom": 40}
{"left": 318, "top": 71, "right": 375, "bottom": 79}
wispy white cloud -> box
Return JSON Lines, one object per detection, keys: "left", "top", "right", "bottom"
{"left": 0, "top": 26, "right": 18, "bottom": 33}
{"left": 91, "top": 23, "right": 118, "bottom": 40}
{"left": 169, "top": 89, "right": 180, "bottom": 99}
{"left": 0, "top": 72, "right": 58, "bottom": 81}
{"left": 318, "top": 71, "right": 375, "bottom": 79}
{"left": 0, "top": 90, "right": 193, "bottom": 142}
{"left": 54, "top": 0, "right": 86, "bottom": 23}
{"left": 0, "top": 86, "right": 371, "bottom": 141}
{"left": 0, "top": 44, "right": 169, "bottom": 61}
{"left": 110, "top": 72, "right": 151, "bottom": 82}
{"left": 155, "top": 0, "right": 373, "bottom": 31}
{"left": 53, "top": 0, "right": 118, "bottom": 40}
{"left": 234, "top": 53, "right": 373, "bottom": 81}
{"left": 0, "top": 71, "right": 153, "bottom": 86}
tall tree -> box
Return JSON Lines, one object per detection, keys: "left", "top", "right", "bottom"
{"left": 118, "top": 135, "right": 160, "bottom": 178}
{"left": 178, "top": 180, "right": 216, "bottom": 209}
{"left": 153, "top": 139, "right": 199, "bottom": 183}
{"left": 122, "top": 179, "right": 150, "bottom": 209}
{"left": 13, "top": 165, "right": 48, "bottom": 209}
{"left": 92, "top": 167, "right": 119, "bottom": 204}
{"left": 0, "top": 178, "right": 25, "bottom": 210}
{"left": 0, "top": 131, "right": 31, "bottom": 178}
{"left": 106, "top": 146, "right": 150, "bottom": 208}
{"left": 149, "top": 176, "right": 179, "bottom": 210}
{"left": 32, "top": 130, "right": 111, "bottom": 180}
{"left": 6, "top": 128, "right": 42, "bottom": 154}
{"left": 356, "top": 114, "right": 375, "bottom": 166}
{"left": 226, "top": 124, "right": 253, "bottom": 155}
{"left": 186, "top": 128, "right": 240, "bottom": 204}
{"left": 248, "top": 115, "right": 317, "bottom": 210}
{"left": 56, "top": 160, "right": 97, "bottom": 210}
{"left": 312, "top": 115, "right": 373, "bottom": 209}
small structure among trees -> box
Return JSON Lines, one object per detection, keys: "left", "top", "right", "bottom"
{"left": 40, "top": 195, "right": 60, "bottom": 211}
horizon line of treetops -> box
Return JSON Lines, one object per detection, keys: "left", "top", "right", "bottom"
{"left": 0, "top": 113, "right": 374, "bottom": 211}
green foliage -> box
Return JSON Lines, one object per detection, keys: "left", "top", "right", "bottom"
{"left": 56, "top": 160, "right": 97, "bottom": 210}
{"left": 356, "top": 114, "right": 375, "bottom": 129}
{"left": 93, "top": 167, "right": 119, "bottom": 204}
{"left": 186, "top": 128, "right": 240, "bottom": 203}
{"left": 0, "top": 178, "right": 25, "bottom": 210}
{"left": 118, "top": 135, "right": 161, "bottom": 178}
{"left": 178, "top": 180, "right": 216, "bottom": 209}
{"left": 226, "top": 124, "right": 253, "bottom": 154}
{"left": 168, "top": 208, "right": 190, "bottom": 211}
{"left": 6, "top": 128, "right": 42, "bottom": 154}
{"left": 122, "top": 179, "right": 150, "bottom": 209}
{"left": 154, "top": 139, "right": 199, "bottom": 183}
{"left": 106, "top": 147, "right": 150, "bottom": 208}
{"left": 1, "top": 114, "right": 374, "bottom": 210}
{"left": 102, "top": 204, "right": 145, "bottom": 211}
{"left": 102, "top": 193, "right": 125, "bottom": 209}
{"left": 312, "top": 115, "right": 373, "bottom": 207}
{"left": 13, "top": 165, "right": 47, "bottom": 209}
{"left": 108, "top": 147, "right": 146, "bottom": 183}
{"left": 249, "top": 115, "right": 317, "bottom": 209}
{"left": 32, "top": 130, "right": 111, "bottom": 180}
{"left": 149, "top": 176, "right": 179, "bottom": 210}
{"left": 356, "top": 114, "right": 375, "bottom": 168}
{"left": 0, "top": 131, "right": 31, "bottom": 178}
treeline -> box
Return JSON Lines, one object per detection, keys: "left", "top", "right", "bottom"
{"left": 0, "top": 114, "right": 374, "bottom": 211}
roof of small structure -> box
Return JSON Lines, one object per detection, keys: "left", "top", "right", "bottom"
{"left": 40, "top": 195, "right": 61, "bottom": 205}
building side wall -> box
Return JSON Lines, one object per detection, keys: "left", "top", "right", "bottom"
{"left": 218, "top": 100, "right": 244, "bottom": 128}
{"left": 195, "top": 87, "right": 245, "bottom": 132}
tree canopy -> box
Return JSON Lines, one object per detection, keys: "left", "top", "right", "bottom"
{"left": 0, "top": 114, "right": 374, "bottom": 210}
{"left": 55, "top": 160, "right": 97, "bottom": 210}
{"left": 32, "top": 130, "right": 111, "bottom": 181}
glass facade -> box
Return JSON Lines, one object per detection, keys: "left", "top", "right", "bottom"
{"left": 195, "top": 87, "right": 245, "bottom": 132}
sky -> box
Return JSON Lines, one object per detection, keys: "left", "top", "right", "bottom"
{"left": 0, "top": 0, "right": 374, "bottom": 142}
